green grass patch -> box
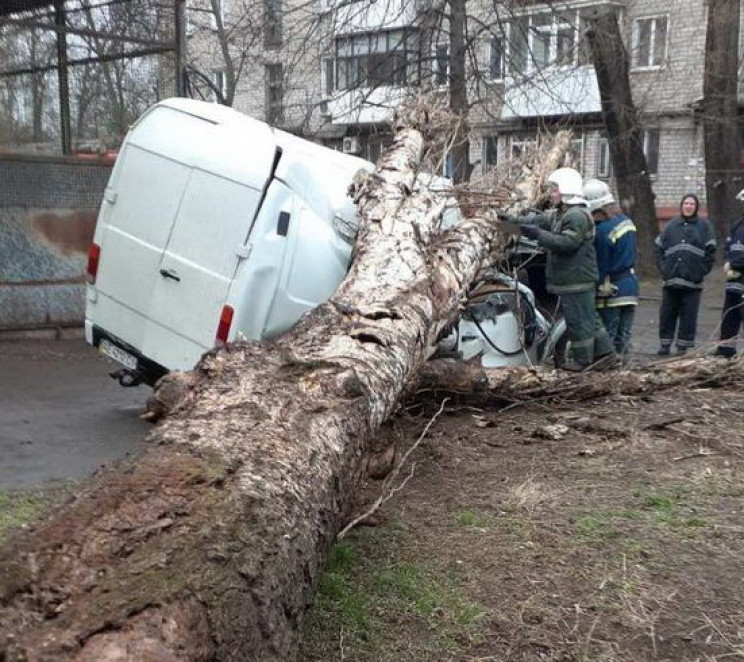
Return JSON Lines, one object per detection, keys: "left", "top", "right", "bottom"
{"left": 0, "top": 489, "right": 61, "bottom": 544}
{"left": 454, "top": 509, "right": 490, "bottom": 529}
{"left": 300, "top": 526, "right": 486, "bottom": 661}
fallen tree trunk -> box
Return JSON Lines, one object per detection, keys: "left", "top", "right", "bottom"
{"left": 416, "top": 356, "right": 744, "bottom": 405}
{"left": 0, "top": 112, "right": 503, "bottom": 661}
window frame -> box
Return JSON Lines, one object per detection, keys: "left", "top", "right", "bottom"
{"left": 210, "top": 0, "right": 224, "bottom": 29}
{"left": 641, "top": 127, "right": 660, "bottom": 177}
{"left": 264, "top": 0, "right": 283, "bottom": 49}
{"left": 631, "top": 15, "right": 668, "bottom": 70}
{"left": 265, "top": 62, "right": 283, "bottom": 125}
{"left": 432, "top": 42, "right": 450, "bottom": 87}
{"left": 507, "top": 8, "right": 585, "bottom": 77}
{"left": 332, "top": 28, "right": 420, "bottom": 92}
{"left": 483, "top": 134, "right": 499, "bottom": 168}
{"left": 509, "top": 135, "right": 536, "bottom": 159}
{"left": 488, "top": 34, "right": 504, "bottom": 82}
{"left": 212, "top": 69, "right": 226, "bottom": 103}
{"left": 598, "top": 136, "right": 613, "bottom": 179}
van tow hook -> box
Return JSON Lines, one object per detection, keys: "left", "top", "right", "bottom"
{"left": 109, "top": 368, "right": 143, "bottom": 388}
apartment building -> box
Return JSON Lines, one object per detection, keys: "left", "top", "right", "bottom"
{"left": 187, "top": 0, "right": 743, "bottom": 214}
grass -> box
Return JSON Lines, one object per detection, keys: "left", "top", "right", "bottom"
{"left": 0, "top": 488, "right": 62, "bottom": 544}
{"left": 300, "top": 526, "right": 486, "bottom": 661}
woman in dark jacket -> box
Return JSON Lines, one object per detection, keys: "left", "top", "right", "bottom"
{"left": 654, "top": 194, "right": 716, "bottom": 355}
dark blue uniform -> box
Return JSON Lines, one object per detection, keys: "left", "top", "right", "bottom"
{"left": 716, "top": 219, "right": 744, "bottom": 356}
{"left": 594, "top": 213, "right": 639, "bottom": 357}
{"left": 654, "top": 195, "right": 716, "bottom": 352}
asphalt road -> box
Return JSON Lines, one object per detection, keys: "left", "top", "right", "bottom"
{"left": 0, "top": 338, "right": 150, "bottom": 490}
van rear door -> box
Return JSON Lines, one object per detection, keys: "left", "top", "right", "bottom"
{"left": 89, "top": 101, "right": 279, "bottom": 370}
{"left": 140, "top": 170, "right": 265, "bottom": 365}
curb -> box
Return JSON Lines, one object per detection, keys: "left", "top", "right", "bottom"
{"left": 0, "top": 326, "right": 85, "bottom": 342}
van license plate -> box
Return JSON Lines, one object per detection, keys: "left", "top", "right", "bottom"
{"left": 99, "top": 339, "right": 137, "bottom": 370}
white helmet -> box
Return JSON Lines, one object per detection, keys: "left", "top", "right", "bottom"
{"left": 583, "top": 178, "right": 616, "bottom": 213}
{"left": 736, "top": 188, "right": 744, "bottom": 201}
{"left": 547, "top": 167, "right": 584, "bottom": 205}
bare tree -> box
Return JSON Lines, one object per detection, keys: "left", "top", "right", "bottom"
{"left": 703, "top": 0, "right": 742, "bottom": 243}
{"left": 584, "top": 8, "right": 658, "bottom": 274}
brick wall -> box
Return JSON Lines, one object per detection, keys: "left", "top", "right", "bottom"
{"left": 0, "top": 155, "right": 111, "bottom": 330}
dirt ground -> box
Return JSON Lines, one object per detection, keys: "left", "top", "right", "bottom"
{"left": 2, "top": 272, "right": 742, "bottom": 660}
{"left": 300, "top": 272, "right": 744, "bottom": 662}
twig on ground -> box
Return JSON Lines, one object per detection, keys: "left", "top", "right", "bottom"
{"left": 337, "top": 398, "right": 450, "bottom": 539}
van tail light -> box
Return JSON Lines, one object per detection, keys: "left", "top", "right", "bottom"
{"left": 215, "top": 305, "right": 234, "bottom": 346}
{"left": 86, "top": 243, "right": 101, "bottom": 284}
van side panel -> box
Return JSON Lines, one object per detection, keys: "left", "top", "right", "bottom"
{"left": 227, "top": 180, "right": 295, "bottom": 341}
{"left": 263, "top": 201, "right": 351, "bottom": 338}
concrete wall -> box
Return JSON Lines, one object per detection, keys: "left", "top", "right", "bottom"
{"left": 0, "top": 155, "right": 111, "bottom": 331}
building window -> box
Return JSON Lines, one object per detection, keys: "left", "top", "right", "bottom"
{"left": 598, "top": 136, "right": 613, "bottom": 178}
{"left": 642, "top": 128, "right": 660, "bottom": 176}
{"left": 322, "top": 58, "right": 334, "bottom": 97}
{"left": 433, "top": 43, "right": 449, "bottom": 86}
{"left": 210, "top": 0, "right": 224, "bottom": 29}
{"left": 333, "top": 28, "right": 420, "bottom": 91}
{"left": 632, "top": 16, "right": 667, "bottom": 68}
{"left": 489, "top": 36, "right": 504, "bottom": 80}
{"left": 508, "top": 9, "right": 587, "bottom": 76}
{"left": 442, "top": 152, "right": 454, "bottom": 178}
{"left": 265, "top": 63, "right": 283, "bottom": 124}
{"left": 510, "top": 136, "right": 536, "bottom": 159}
{"left": 212, "top": 70, "right": 226, "bottom": 103}
{"left": 570, "top": 135, "right": 584, "bottom": 171}
{"left": 484, "top": 135, "right": 498, "bottom": 167}
{"left": 264, "top": 0, "right": 282, "bottom": 49}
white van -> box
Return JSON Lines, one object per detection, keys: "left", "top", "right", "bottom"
{"left": 85, "top": 98, "right": 373, "bottom": 386}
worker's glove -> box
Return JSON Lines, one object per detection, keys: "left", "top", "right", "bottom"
{"left": 496, "top": 210, "right": 518, "bottom": 225}
{"left": 724, "top": 261, "right": 742, "bottom": 280}
{"left": 597, "top": 277, "right": 619, "bottom": 297}
{"left": 519, "top": 224, "right": 541, "bottom": 240}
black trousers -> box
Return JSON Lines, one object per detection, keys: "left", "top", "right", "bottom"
{"left": 658, "top": 287, "right": 701, "bottom": 349}
{"left": 718, "top": 290, "right": 744, "bottom": 356}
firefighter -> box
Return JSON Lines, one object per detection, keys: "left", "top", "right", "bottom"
{"left": 714, "top": 188, "right": 744, "bottom": 357}
{"left": 583, "top": 179, "right": 639, "bottom": 363}
{"left": 499, "top": 167, "right": 617, "bottom": 371}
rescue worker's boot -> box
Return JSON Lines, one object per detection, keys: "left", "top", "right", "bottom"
{"left": 591, "top": 352, "right": 621, "bottom": 371}
{"left": 562, "top": 359, "right": 590, "bottom": 372}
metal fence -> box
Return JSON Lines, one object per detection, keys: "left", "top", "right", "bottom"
{"left": 0, "top": 0, "right": 184, "bottom": 156}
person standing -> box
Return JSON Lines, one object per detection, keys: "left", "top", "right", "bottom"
{"left": 500, "top": 167, "right": 616, "bottom": 371}
{"left": 583, "top": 179, "right": 639, "bottom": 363}
{"left": 714, "top": 189, "right": 744, "bottom": 357}
{"left": 654, "top": 193, "right": 716, "bottom": 355}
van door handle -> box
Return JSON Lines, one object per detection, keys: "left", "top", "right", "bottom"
{"left": 159, "top": 268, "right": 181, "bottom": 282}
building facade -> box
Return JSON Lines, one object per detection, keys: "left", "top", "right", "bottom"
{"left": 186, "top": 0, "right": 744, "bottom": 215}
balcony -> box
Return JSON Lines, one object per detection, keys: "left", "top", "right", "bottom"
{"left": 333, "top": 0, "right": 416, "bottom": 34}
{"left": 326, "top": 86, "right": 409, "bottom": 125}
{"left": 501, "top": 65, "right": 601, "bottom": 119}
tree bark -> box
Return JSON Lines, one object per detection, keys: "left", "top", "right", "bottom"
{"left": 416, "top": 356, "right": 744, "bottom": 404}
{"left": 703, "top": 0, "right": 741, "bottom": 245}
{"left": 448, "top": 0, "right": 472, "bottom": 184}
{"left": 585, "top": 11, "right": 658, "bottom": 276}
{"left": 0, "top": 113, "right": 501, "bottom": 661}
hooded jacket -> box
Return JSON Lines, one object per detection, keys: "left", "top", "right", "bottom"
{"left": 654, "top": 194, "right": 716, "bottom": 290}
